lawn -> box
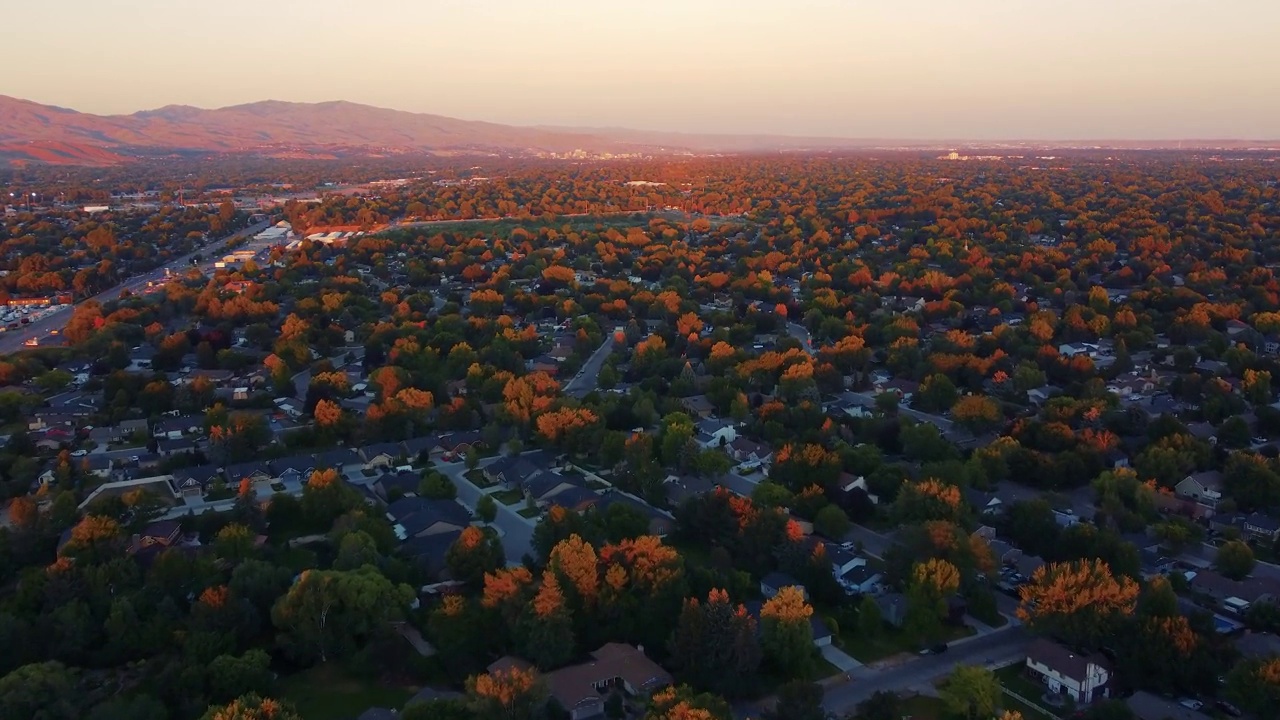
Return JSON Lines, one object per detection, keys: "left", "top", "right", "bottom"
{"left": 518, "top": 506, "right": 541, "bottom": 519}
{"left": 464, "top": 469, "right": 493, "bottom": 488}
{"left": 839, "top": 623, "right": 975, "bottom": 664}
{"left": 277, "top": 665, "right": 417, "bottom": 720}
{"left": 994, "top": 666, "right": 1060, "bottom": 719}
{"left": 898, "top": 695, "right": 947, "bottom": 719}
{"left": 491, "top": 488, "right": 524, "bottom": 505}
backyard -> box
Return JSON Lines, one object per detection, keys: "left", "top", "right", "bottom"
{"left": 463, "top": 468, "right": 493, "bottom": 488}
{"left": 490, "top": 488, "right": 524, "bottom": 505}
{"left": 277, "top": 665, "right": 418, "bottom": 720}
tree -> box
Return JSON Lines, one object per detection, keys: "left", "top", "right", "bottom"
{"left": 213, "top": 523, "right": 258, "bottom": 564}
{"left": 420, "top": 471, "right": 458, "bottom": 500}
{"left": 447, "top": 527, "right": 506, "bottom": 587}
{"left": 0, "top": 661, "right": 80, "bottom": 720}
{"left": 333, "top": 530, "right": 381, "bottom": 571}
{"left": 951, "top": 395, "right": 1003, "bottom": 433}
{"left": 402, "top": 699, "right": 473, "bottom": 720}
{"left": 813, "top": 504, "right": 850, "bottom": 539}
{"left": 1215, "top": 540, "right": 1256, "bottom": 580}
{"left": 1226, "top": 656, "right": 1280, "bottom": 717}
{"left": 855, "top": 691, "right": 902, "bottom": 720}
{"left": 939, "top": 665, "right": 1001, "bottom": 720}
{"left": 200, "top": 694, "right": 303, "bottom": 720}
{"left": 477, "top": 494, "right": 498, "bottom": 524}
{"left": 763, "top": 681, "right": 824, "bottom": 720}
{"left": 667, "top": 589, "right": 761, "bottom": 698}
{"left": 313, "top": 398, "right": 343, "bottom": 428}
{"left": 516, "top": 571, "right": 576, "bottom": 669}
{"left": 271, "top": 566, "right": 414, "bottom": 665}
{"left": 759, "top": 586, "right": 815, "bottom": 677}
{"left": 59, "top": 514, "right": 124, "bottom": 563}
{"left": 858, "top": 594, "right": 883, "bottom": 638}
{"left": 301, "top": 469, "right": 361, "bottom": 529}
{"left": 466, "top": 665, "right": 546, "bottom": 720}
{"left": 644, "top": 685, "right": 732, "bottom": 720}
{"left": 1017, "top": 559, "right": 1139, "bottom": 650}
{"left": 207, "top": 649, "right": 273, "bottom": 702}
{"left": 88, "top": 695, "right": 167, "bottom": 720}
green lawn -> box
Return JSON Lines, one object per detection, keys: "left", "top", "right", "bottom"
{"left": 464, "top": 469, "right": 493, "bottom": 488}
{"left": 994, "top": 666, "right": 1059, "bottom": 719}
{"left": 899, "top": 695, "right": 947, "bottom": 719}
{"left": 277, "top": 665, "right": 417, "bottom": 720}
{"left": 518, "top": 506, "right": 541, "bottom": 519}
{"left": 839, "top": 623, "right": 975, "bottom": 664}
{"left": 491, "top": 489, "right": 524, "bottom": 505}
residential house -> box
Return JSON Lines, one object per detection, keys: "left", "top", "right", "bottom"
{"left": 1024, "top": 639, "right": 1112, "bottom": 704}
{"left": 270, "top": 455, "right": 318, "bottom": 481}
{"left": 126, "top": 520, "right": 182, "bottom": 555}
{"left": 171, "top": 465, "right": 221, "bottom": 497}
{"left": 224, "top": 461, "right": 273, "bottom": 485}
{"left": 727, "top": 437, "right": 772, "bottom": 469}
{"left": 544, "top": 485, "right": 603, "bottom": 513}
{"left": 840, "top": 565, "right": 884, "bottom": 595}
{"left": 695, "top": 418, "right": 737, "bottom": 449}
{"left": 156, "top": 438, "right": 197, "bottom": 457}
{"left": 524, "top": 471, "right": 588, "bottom": 506}
{"left": 374, "top": 470, "right": 422, "bottom": 502}
{"left": 680, "top": 395, "right": 716, "bottom": 419}
{"left": 115, "top": 418, "right": 150, "bottom": 442}
{"left": 594, "top": 491, "right": 675, "bottom": 537}
{"left": 664, "top": 474, "right": 715, "bottom": 506}
{"left": 77, "top": 455, "right": 113, "bottom": 480}
{"left": 760, "top": 572, "right": 807, "bottom": 600}
{"left": 987, "top": 539, "right": 1022, "bottom": 567}
{"left": 359, "top": 442, "right": 405, "bottom": 470}
{"left": 1241, "top": 512, "right": 1280, "bottom": 543}
{"left": 540, "top": 644, "right": 673, "bottom": 720}
{"left": 877, "top": 378, "right": 919, "bottom": 402}
{"left": 1175, "top": 471, "right": 1225, "bottom": 514}
{"left": 401, "top": 434, "right": 442, "bottom": 463}
{"left": 437, "top": 430, "right": 483, "bottom": 459}
{"left": 1190, "top": 569, "right": 1280, "bottom": 612}
{"left": 485, "top": 454, "right": 554, "bottom": 490}
{"left": 314, "top": 448, "right": 364, "bottom": 475}
{"left": 1014, "top": 554, "right": 1046, "bottom": 578}
{"left": 153, "top": 415, "right": 202, "bottom": 440}
{"left": 1126, "top": 691, "right": 1211, "bottom": 720}
{"left": 387, "top": 497, "right": 471, "bottom": 541}
{"left": 1235, "top": 630, "right": 1280, "bottom": 659}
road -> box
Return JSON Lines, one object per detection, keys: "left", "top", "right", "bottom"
{"left": 437, "top": 456, "right": 537, "bottom": 564}
{"left": 840, "top": 390, "right": 960, "bottom": 434}
{"left": 786, "top": 322, "right": 815, "bottom": 356}
{"left": 0, "top": 219, "right": 270, "bottom": 354}
{"left": 821, "top": 625, "right": 1032, "bottom": 714}
{"left": 564, "top": 334, "right": 617, "bottom": 398}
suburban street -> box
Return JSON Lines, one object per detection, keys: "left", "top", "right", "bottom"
{"left": 564, "top": 334, "right": 617, "bottom": 398}
{"left": 436, "top": 456, "right": 537, "bottom": 564}
{"left": 0, "top": 219, "right": 270, "bottom": 354}
{"left": 786, "top": 322, "right": 815, "bottom": 355}
{"left": 821, "top": 625, "right": 1032, "bottom": 714}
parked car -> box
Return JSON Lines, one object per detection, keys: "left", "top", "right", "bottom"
{"left": 1178, "top": 699, "right": 1203, "bottom": 711}
{"left": 1216, "top": 700, "right": 1242, "bottom": 717}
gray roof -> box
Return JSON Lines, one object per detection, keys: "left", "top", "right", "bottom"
{"left": 1026, "top": 638, "right": 1109, "bottom": 682}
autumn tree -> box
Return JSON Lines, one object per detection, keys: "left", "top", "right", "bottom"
{"left": 644, "top": 685, "right": 732, "bottom": 720}
{"left": 759, "top": 585, "right": 815, "bottom": 677}
{"left": 951, "top": 394, "right": 1003, "bottom": 433}
{"left": 667, "top": 589, "right": 761, "bottom": 699}
{"left": 446, "top": 526, "right": 505, "bottom": 587}
{"left": 59, "top": 514, "right": 124, "bottom": 563}
{"left": 905, "top": 558, "right": 961, "bottom": 642}
{"left": 1017, "top": 559, "right": 1138, "bottom": 650}
{"left": 892, "top": 479, "right": 963, "bottom": 523}
{"left": 200, "top": 694, "right": 303, "bottom": 720}
{"left": 1226, "top": 656, "right": 1280, "bottom": 718}
{"left": 516, "top": 571, "right": 576, "bottom": 669}
{"left": 467, "top": 665, "right": 546, "bottom": 720}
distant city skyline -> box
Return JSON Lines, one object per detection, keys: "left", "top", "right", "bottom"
{"left": 3, "top": 0, "right": 1279, "bottom": 140}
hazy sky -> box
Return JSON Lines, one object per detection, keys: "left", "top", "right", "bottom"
{"left": 4, "top": 0, "right": 1278, "bottom": 139}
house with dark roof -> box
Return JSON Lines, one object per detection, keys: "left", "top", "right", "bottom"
{"left": 375, "top": 470, "right": 422, "bottom": 502}
{"left": 1175, "top": 471, "right": 1225, "bottom": 513}
{"left": 593, "top": 491, "right": 675, "bottom": 536}
{"left": 314, "top": 448, "right": 364, "bottom": 474}
{"left": 401, "top": 434, "right": 442, "bottom": 462}
{"left": 1189, "top": 568, "right": 1280, "bottom": 610}
{"left": 224, "top": 461, "right": 273, "bottom": 485}
{"left": 760, "top": 572, "right": 806, "bottom": 600}
{"left": 695, "top": 418, "right": 736, "bottom": 448}
{"left": 680, "top": 395, "right": 716, "bottom": 419}
{"left": 126, "top": 520, "right": 182, "bottom": 555}
{"left": 664, "top": 474, "right": 714, "bottom": 506}
{"left": 1024, "top": 638, "right": 1112, "bottom": 704}
{"left": 387, "top": 497, "right": 471, "bottom": 540}
{"left": 544, "top": 485, "right": 603, "bottom": 513}
{"left": 171, "top": 465, "right": 221, "bottom": 496}
{"left": 485, "top": 454, "right": 552, "bottom": 490}
{"left": 541, "top": 643, "right": 672, "bottom": 720}
{"left": 359, "top": 442, "right": 405, "bottom": 470}
{"left": 271, "top": 455, "right": 318, "bottom": 479}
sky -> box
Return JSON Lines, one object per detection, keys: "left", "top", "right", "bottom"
{"left": 3, "top": 0, "right": 1278, "bottom": 140}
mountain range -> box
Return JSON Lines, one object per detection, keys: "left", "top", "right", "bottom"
{"left": 0, "top": 95, "right": 888, "bottom": 166}
{"left": 1, "top": 95, "right": 1275, "bottom": 167}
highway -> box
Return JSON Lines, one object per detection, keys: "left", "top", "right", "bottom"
{"left": 0, "top": 219, "right": 270, "bottom": 355}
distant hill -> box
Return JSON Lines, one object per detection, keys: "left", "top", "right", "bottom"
{"left": 0, "top": 95, "right": 1275, "bottom": 166}
{"left": 0, "top": 96, "right": 659, "bottom": 166}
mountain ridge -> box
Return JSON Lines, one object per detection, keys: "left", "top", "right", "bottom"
{"left": 1, "top": 95, "right": 1277, "bottom": 167}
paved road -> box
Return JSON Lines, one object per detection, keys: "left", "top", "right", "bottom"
{"left": 0, "top": 220, "right": 270, "bottom": 354}
{"left": 822, "top": 625, "right": 1032, "bottom": 714}
{"left": 786, "top": 322, "right": 816, "bottom": 356}
{"left": 437, "top": 456, "right": 537, "bottom": 564}
{"left": 840, "top": 390, "right": 960, "bottom": 434}
{"left": 564, "top": 334, "right": 617, "bottom": 398}
{"left": 845, "top": 523, "right": 898, "bottom": 559}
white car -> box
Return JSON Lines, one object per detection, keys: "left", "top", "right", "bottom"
{"left": 1178, "top": 699, "right": 1203, "bottom": 711}
{"left": 70, "top": 449, "right": 88, "bottom": 457}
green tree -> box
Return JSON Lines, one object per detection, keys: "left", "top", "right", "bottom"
{"left": 270, "top": 566, "right": 414, "bottom": 665}
{"left": 939, "top": 665, "right": 1001, "bottom": 720}
{"left": 1215, "top": 540, "right": 1256, "bottom": 580}
{"left": 477, "top": 494, "right": 498, "bottom": 524}
{"left": 333, "top": 530, "right": 381, "bottom": 571}
{"left": 667, "top": 590, "right": 762, "bottom": 699}
{"left": 763, "top": 680, "right": 824, "bottom": 720}
{"left": 402, "top": 698, "right": 472, "bottom": 720}
{"left": 213, "top": 523, "right": 258, "bottom": 564}
{"left": 752, "top": 481, "right": 794, "bottom": 508}
{"left": 88, "top": 695, "right": 167, "bottom": 720}
{"left": 420, "top": 471, "right": 458, "bottom": 500}
{"left": 446, "top": 527, "right": 505, "bottom": 587}
{"left": 813, "top": 504, "right": 850, "bottom": 539}
{"left": 207, "top": 649, "right": 273, "bottom": 703}
{"left": 855, "top": 691, "right": 902, "bottom": 720}
{"left": 0, "top": 661, "right": 80, "bottom": 720}
{"left": 858, "top": 594, "right": 883, "bottom": 638}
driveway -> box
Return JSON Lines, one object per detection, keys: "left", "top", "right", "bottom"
{"left": 821, "top": 644, "right": 863, "bottom": 672}
{"left": 436, "top": 458, "right": 537, "bottom": 565}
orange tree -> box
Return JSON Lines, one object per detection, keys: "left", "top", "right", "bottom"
{"left": 1017, "top": 559, "right": 1138, "bottom": 650}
